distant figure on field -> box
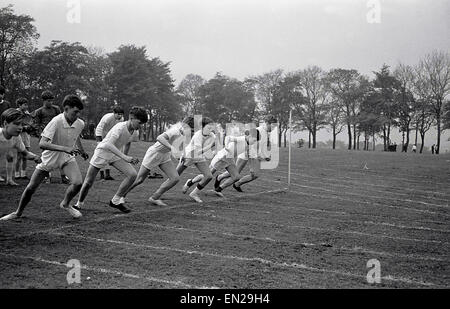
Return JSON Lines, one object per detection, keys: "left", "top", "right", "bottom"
{"left": 412, "top": 144, "right": 417, "bottom": 153}
{"left": 431, "top": 144, "right": 435, "bottom": 154}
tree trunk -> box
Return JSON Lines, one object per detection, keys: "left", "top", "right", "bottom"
{"left": 332, "top": 127, "right": 336, "bottom": 150}
{"left": 347, "top": 122, "right": 352, "bottom": 150}
{"left": 308, "top": 130, "right": 311, "bottom": 149}
{"left": 353, "top": 124, "right": 356, "bottom": 150}
{"left": 415, "top": 122, "right": 418, "bottom": 145}
{"left": 372, "top": 130, "right": 376, "bottom": 151}
{"left": 436, "top": 113, "right": 441, "bottom": 154}
{"left": 278, "top": 129, "right": 282, "bottom": 148}
{"left": 283, "top": 129, "right": 287, "bottom": 148}
{"left": 405, "top": 125, "right": 410, "bottom": 153}
{"left": 357, "top": 133, "right": 360, "bottom": 150}
{"left": 420, "top": 133, "right": 425, "bottom": 153}
{"left": 312, "top": 123, "right": 317, "bottom": 149}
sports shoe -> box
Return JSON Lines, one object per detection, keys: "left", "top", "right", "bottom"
{"left": 148, "top": 197, "right": 167, "bottom": 206}
{"left": 214, "top": 175, "right": 221, "bottom": 191}
{"left": 189, "top": 191, "right": 203, "bottom": 203}
{"left": 60, "top": 204, "right": 82, "bottom": 218}
{"left": 104, "top": 175, "right": 115, "bottom": 181}
{"left": 109, "top": 200, "right": 131, "bottom": 213}
{"left": 61, "top": 175, "right": 70, "bottom": 184}
{"left": 6, "top": 180, "right": 19, "bottom": 186}
{"left": 148, "top": 172, "right": 164, "bottom": 179}
{"left": 119, "top": 197, "right": 126, "bottom": 204}
{"left": 233, "top": 183, "right": 243, "bottom": 192}
{"left": 0, "top": 212, "right": 20, "bottom": 221}
{"left": 182, "top": 179, "right": 192, "bottom": 194}
{"left": 15, "top": 172, "right": 21, "bottom": 178}
{"left": 0, "top": 175, "right": 5, "bottom": 182}
{"left": 212, "top": 190, "right": 224, "bottom": 198}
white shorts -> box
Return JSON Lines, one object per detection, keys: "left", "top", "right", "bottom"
{"left": 36, "top": 153, "right": 76, "bottom": 172}
{"left": 90, "top": 151, "right": 122, "bottom": 169}
{"left": 210, "top": 155, "right": 234, "bottom": 171}
{"left": 179, "top": 156, "right": 206, "bottom": 167}
{"left": 142, "top": 145, "right": 172, "bottom": 170}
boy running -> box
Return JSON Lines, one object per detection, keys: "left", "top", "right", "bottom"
{"left": 215, "top": 116, "right": 276, "bottom": 192}
{"left": 184, "top": 128, "right": 260, "bottom": 203}
{"left": 0, "top": 95, "right": 88, "bottom": 221}
{"left": 73, "top": 106, "right": 147, "bottom": 214}
{"left": 94, "top": 106, "right": 125, "bottom": 180}
{"left": 123, "top": 117, "right": 194, "bottom": 206}
{"left": 0, "top": 108, "right": 41, "bottom": 186}
{"left": 176, "top": 117, "right": 216, "bottom": 194}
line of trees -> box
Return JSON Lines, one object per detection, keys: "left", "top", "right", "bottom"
{"left": 2, "top": 5, "right": 449, "bottom": 151}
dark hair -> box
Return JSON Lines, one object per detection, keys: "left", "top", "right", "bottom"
{"left": 129, "top": 106, "right": 148, "bottom": 123}
{"left": 16, "top": 97, "right": 28, "bottom": 106}
{"left": 63, "top": 95, "right": 84, "bottom": 110}
{"left": 1, "top": 108, "right": 23, "bottom": 124}
{"left": 0, "top": 85, "right": 5, "bottom": 95}
{"left": 201, "top": 116, "right": 213, "bottom": 128}
{"left": 113, "top": 106, "right": 124, "bottom": 114}
{"left": 182, "top": 116, "right": 195, "bottom": 130}
{"left": 41, "top": 90, "right": 55, "bottom": 100}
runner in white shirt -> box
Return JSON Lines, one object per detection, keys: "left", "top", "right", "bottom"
{"left": 1, "top": 95, "right": 88, "bottom": 221}
{"left": 74, "top": 106, "right": 146, "bottom": 214}
{"left": 95, "top": 106, "right": 124, "bottom": 180}
{"left": 123, "top": 116, "right": 195, "bottom": 206}
{"left": 215, "top": 116, "right": 277, "bottom": 192}
{"left": 186, "top": 128, "right": 260, "bottom": 203}
{"left": 173, "top": 117, "right": 216, "bottom": 194}
{"left": 0, "top": 108, "right": 41, "bottom": 186}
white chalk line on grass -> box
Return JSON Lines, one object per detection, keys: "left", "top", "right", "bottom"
{"left": 5, "top": 188, "right": 285, "bottom": 240}
{"left": 275, "top": 174, "right": 450, "bottom": 209}
{"left": 283, "top": 162, "right": 450, "bottom": 187}
{"left": 0, "top": 252, "right": 217, "bottom": 289}
{"left": 213, "top": 198, "right": 450, "bottom": 233}
{"left": 267, "top": 180, "right": 450, "bottom": 217}
{"left": 176, "top": 209, "right": 448, "bottom": 245}
{"left": 274, "top": 169, "right": 450, "bottom": 199}
{"left": 249, "top": 182, "right": 450, "bottom": 224}
{"left": 272, "top": 170, "right": 450, "bottom": 202}
{"left": 48, "top": 232, "right": 441, "bottom": 288}
{"left": 124, "top": 221, "right": 448, "bottom": 263}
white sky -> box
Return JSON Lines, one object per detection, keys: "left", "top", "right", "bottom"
{"left": 2, "top": 0, "right": 450, "bottom": 149}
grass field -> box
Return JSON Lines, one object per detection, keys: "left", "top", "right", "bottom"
{"left": 0, "top": 137, "right": 449, "bottom": 289}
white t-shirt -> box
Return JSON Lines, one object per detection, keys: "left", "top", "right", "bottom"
{"left": 184, "top": 130, "right": 216, "bottom": 160}
{"left": 215, "top": 135, "right": 247, "bottom": 161}
{"left": 95, "top": 113, "right": 124, "bottom": 138}
{"left": 40, "top": 113, "right": 85, "bottom": 163}
{"left": 153, "top": 124, "right": 184, "bottom": 153}
{"left": 96, "top": 122, "right": 139, "bottom": 161}
{"left": 0, "top": 128, "right": 26, "bottom": 155}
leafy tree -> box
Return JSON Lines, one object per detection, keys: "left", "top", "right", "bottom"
{"left": 177, "top": 74, "right": 205, "bottom": 114}
{"left": 0, "top": 5, "right": 39, "bottom": 88}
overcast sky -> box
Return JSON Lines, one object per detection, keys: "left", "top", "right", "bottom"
{"left": 2, "top": 0, "right": 449, "bottom": 149}
{"left": 3, "top": 0, "right": 449, "bottom": 83}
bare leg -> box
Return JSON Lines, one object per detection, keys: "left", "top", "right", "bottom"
{"left": 6, "top": 153, "right": 18, "bottom": 186}
{"left": 234, "top": 158, "right": 260, "bottom": 187}
{"left": 77, "top": 164, "right": 100, "bottom": 204}
{"left": 60, "top": 161, "right": 83, "bottom": 208}
{"left": 218, "top": 164, "right": 241, "bottom": 190}
{"left": 1, "top": 168, "right": 47, "bottom": 219}
{"left": 217, "top": 158, "right": 247, "bottom": 182}
{"left": 123, "top": 165, "right": 151, "bottom": 197}
{"left": 151, "top": 160, "right": 180, "bottom": 200}
{"left": 110, "top": 160, "right": 137, "bottom": 198}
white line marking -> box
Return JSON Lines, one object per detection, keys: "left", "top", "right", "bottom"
{"left": 0, "top": 252, "right": 218, "bottom": 289}
{"left": 48, "top": 232, "right": 442, "bottom": 288}
{"left": 123, "top": 221, "right": 448, "bottom": 262}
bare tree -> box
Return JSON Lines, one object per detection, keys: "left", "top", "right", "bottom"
{"left": 419, "top": 50, "right": 450, "bottom": 154}
{"left": 394, "top": 63, "right": 416, "bottom": 152}
{"left": 325, "top": 100, "right": 344, "bottom": 149}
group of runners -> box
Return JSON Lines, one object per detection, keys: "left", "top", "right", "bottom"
{"left": 0, "top": 88, "right": 277, "bottom": 222}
